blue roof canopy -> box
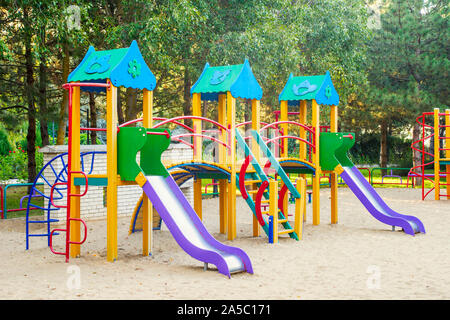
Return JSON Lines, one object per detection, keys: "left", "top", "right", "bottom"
{"left": 67, "top": 40, "right": 156, "bottom": 93}
{"left": 190, "top": 59, "right": 263, "bottom": 101}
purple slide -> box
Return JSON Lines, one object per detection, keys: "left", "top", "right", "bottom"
{"left": 340, "top": 166, "right": 425, "bottom": 236}
{"left": 141, "top": 174, "right": 253, "bottom": 277}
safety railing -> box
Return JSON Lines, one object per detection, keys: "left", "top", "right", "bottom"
{"left": 1, "top": 183, "right": 44, "bottom": 219}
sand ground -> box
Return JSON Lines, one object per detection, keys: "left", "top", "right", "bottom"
{"left": 0, "top": 187, "right": 449, "bottom": 300}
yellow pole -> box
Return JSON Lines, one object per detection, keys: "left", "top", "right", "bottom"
{"left": 227, "top": 91, "right": 237, "bottom": 240}
{"left": 330, "top": 104, "right": 338, "bottom": 224}
{"left": 299, "top": 100, "right": 308, "bottom": 222}
{"left": 70, "top": 85, "right": 81, "bottom": 258}
{"left": 142, "top": 89, "right": 153, "bottom": 256}
{"left": 434, "top": 108, "right": 440, "bottom": 200}
{"left": 251, "top": 99, "right": 261, "bottom": 237}
{"left": 299, "top": 101, "right": 307, "bottom": 160}
{"left": 279, "top": 100, "right": 289, "bottom": 215}
{"left": 218, "top": 94, "right": 227, "bottom": 233}
{"left": 269, "top": 179, "right": 278, "bottom": 243}
{"left": 280, "top": 100, "right": 288, "bottom": 158}
{"left": 106, "top": 80, "right": 118, "bottom": 262}
{"left": 311, "top": 99, "right": 320, "bottom": 225}
{"left": 192, "top": 92, "right": 203, "bottom": 219}
{"left": 446, "top": 109, "right": 450, "bottom": 199}
{"left": 294, "top": 177, "right": 306, "bottom": 240}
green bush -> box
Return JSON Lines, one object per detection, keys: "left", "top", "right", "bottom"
{"left": 0, "top": 146, "right": 28, "bottom": 181}
{"left": 0, "top": 128, "right": 12, "bottom": 156}
{"left": 0, "top": 145, "right": 43, "bottom": 181}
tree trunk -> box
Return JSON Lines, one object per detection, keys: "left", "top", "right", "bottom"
{"left": 23, "top": 7, "right": 36, "bottom": 185}
{"left": 89, "top": 92, "right": 97, "bottom": 144}
{"left": 412, "top": 122, "right": 422, "bottom": 185}
{"left": 38, "top": 51, "right": 49, "bottom": 146}
{"left": 124, "top": 87, "right": 138, "bottom": 123}
{"left": 379, "top": 120, "right": 388, "bottom": 176}
{"left": 56, "top": 42, "right": 70, "bottom": 145}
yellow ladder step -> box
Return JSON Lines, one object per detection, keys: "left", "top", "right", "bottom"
{"left": 278, "top": 219, "right": 288, "bottom": 223}
{"left": 278, "top": 228, "right": 294, "bottom": 235}
{"left": 244, "top": 180, "right": 262, "bottom": 184}
{"left": 247, "top": 190, "right": 259, "bottom": 194}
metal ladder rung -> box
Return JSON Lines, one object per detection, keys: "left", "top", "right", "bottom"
{"left": 244, "top": 180, "right": 262, "bottom": 184}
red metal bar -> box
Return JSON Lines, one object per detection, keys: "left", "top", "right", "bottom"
{"left": 236, "top": 121, "right": 269, "bottom": 128}
{"left": 171, "top": 137, "right": 194, "bottom": 149}
{"left": 239, "top": 155, "right": 252, "bottom": 200}
{"left": 147, "top": 130, "right": 170, "bottom": 139}
{"left": 0, "top": 186, "right": 3, "bottom": 219}
{"left": 171, "top": 133, "right": 230, "bottom": 149}
{"left": 277, "top": 184, "right": 288, "bottom": 216}
{"left": 265, "top": 135, "right": 315, "bottom": 152}
{"left": 62, "top": 82, "right": 110, "bottom": 89}
{"left": 80, "top": 127, "right": 106, "bottom": 132}
{"left": 255, "top": 181, "right": 269, "bottom": 226}
{"left": 261, "top": 121, "right": 315, "bottom": 135}
{"left": 154, "top": 116, "right": 229, "bottom": 132}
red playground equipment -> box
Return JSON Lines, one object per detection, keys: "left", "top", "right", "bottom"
{"left": 410, "top": 108, "right": 450, "bottom": 200}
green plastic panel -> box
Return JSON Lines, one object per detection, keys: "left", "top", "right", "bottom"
{"left": 319, "top": 132, "right": 355, "bottom": 171}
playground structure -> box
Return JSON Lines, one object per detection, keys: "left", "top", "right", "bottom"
{"left": 24, "top": 41, "right": 425, "bottom": 277}
{"left": 410, "top": 108, "right": 450, "bottom": 200}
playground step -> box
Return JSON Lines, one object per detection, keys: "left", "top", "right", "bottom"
{"left": 278, "top": 228, "right": 295, "bottom": 235}
{"left": 244, "top": 179, "right": 262, "bottom": 184}
{"left": 278, "top": 218, "right": 288, "bottom": 223}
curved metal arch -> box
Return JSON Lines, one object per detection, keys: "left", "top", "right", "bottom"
{"left": 278, "top": 158, "right": 317, "bottom": 173}
{"left": 166, "top": 161, "right": 232, "bottom": 181}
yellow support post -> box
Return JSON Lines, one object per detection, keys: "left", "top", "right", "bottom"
{"left": 295, "top": 177, "right": 306, "bottom": 240}
{"left": 142, "top": 88, "right": 153, "bottom": 256}
{"left": 192, "top": 92, "right": 203, "bottom": 218}
{"left": 251, "top": 99, "right": 261, "bottom": 237}
{"left": 269, "top": 179, "right": 278, "bottom": 243}
{"left": 106, "top": 80, "right": 118, "bottom": 262}
{"left": 280, "top": 100, "right": 288, "bottom": 158}
{"left": 311, "top": 100, "right": 320, "bottom": 225}
{"left": 330, "top": 104, "right": 338, "bottom": 224}
{"left": 219, "top": 180, "right": 227, "bottom": 234}
{"left": 70, "top": 85, "right": 81, "bottom": 258}
{"left": 279, "top": 100, "right": 289, "bottom": 216}
{"left": 434, "top": 108, "right": 440, "bottom": 200}
{"left": 299, "top": 101, "right": 307, "bottom": 160}
{"left": 227, "top": 91, "right": 237, "bottom": 240}
{"left": 446, "top": 109, "right": 450, "bottom": 199}
{"left": 218, "top": 94, "right": 227, "bottom": 233}
{"left": 299, "top": 100, "right": 308, "bottom": 222}
{"left": 194, "top": 179, "right": 203, "bottom": 220}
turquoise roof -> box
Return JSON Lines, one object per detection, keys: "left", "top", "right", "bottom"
{"left": 278, "top": 71, "right": 339, "bottom": 106}
{"left": 67, "top": 40, "right": 156, "bottom": 92}
{"left": 191, "top": 59, "right": 263, "bottom": 101}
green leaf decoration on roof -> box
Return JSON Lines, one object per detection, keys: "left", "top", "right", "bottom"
{"left": 85, "top": 54, "right": 111, "bottom": 74}
{"left": 293, "top": 80, "right": 317, "bottom": 96}
{"left": 210, "top": 69, "right": 231, "bottom": 85}
{"left": 128, "top": 59, "right": 141, "bottom": 78}
{"left": 325, "top": 85, "right": 332, "bottom": 99}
